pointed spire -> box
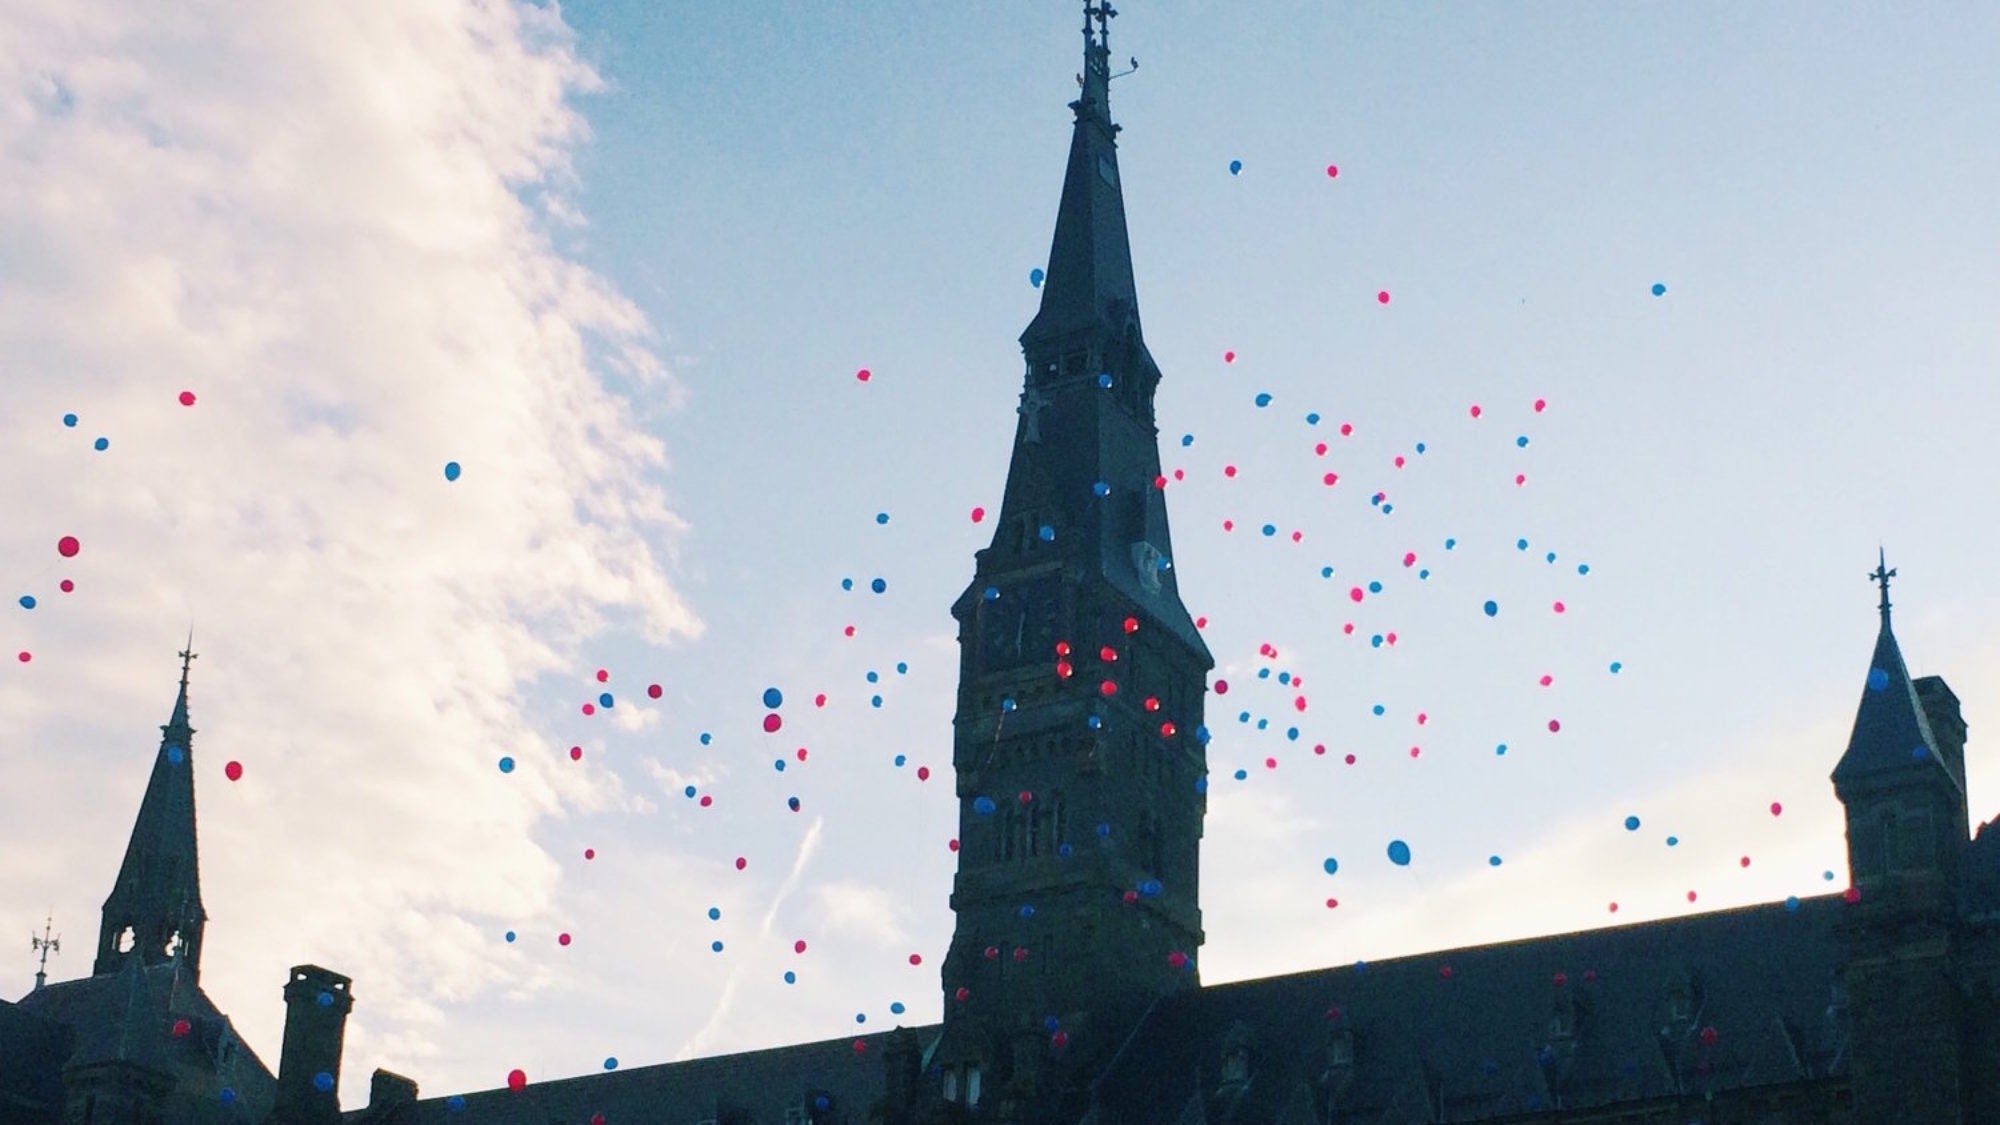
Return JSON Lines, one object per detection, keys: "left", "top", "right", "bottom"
{"left": 1833, "top": 553, "right": 1959, "bottom": 794}
{"left": 95, "top": 645, "right": 207, "bottom": 978}
{"left": 1020, "top": 2, "right": 1139, "bottom": 353}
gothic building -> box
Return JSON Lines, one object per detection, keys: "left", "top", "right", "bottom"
{"left": 8, "top": 9, "right": 2000, "bottom": 1124}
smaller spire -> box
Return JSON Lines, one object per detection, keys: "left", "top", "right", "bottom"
{"left": 1869, "top": 548, "right": 1896, "bottom": 627}
{"left": 31, "top": 913, "right": 60, "bottom": 992}
{"left": 169, "top": 629, "right": 196, "bottom": 732}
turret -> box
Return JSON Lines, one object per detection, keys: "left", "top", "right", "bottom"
{"left": 271, "top": 965, "right": 353, "bottom": 1125}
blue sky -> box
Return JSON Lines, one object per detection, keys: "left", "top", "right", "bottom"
{"left": 4, "top": 0, "right": 1998, "bottom": 1107}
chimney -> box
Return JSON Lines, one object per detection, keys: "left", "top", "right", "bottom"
{"left": 274, "top": 965, "right": 353, "bottom": 1125}
{"left": 1915, "top": 675, "right": 1967, "bottom": 791}
{"left": 368, "top": 1070, "right": 418, "bottom": 1114}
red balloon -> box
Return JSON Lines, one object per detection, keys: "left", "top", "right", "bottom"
{"left": 178, "top": 390, "right": 197, "bottom": 406}
{"left": 224, "top": 761, "right": 243, "bottom": 781}
{"left": 56, "top": 536, "right": 79, "bottom": 558}
{"left": 507, "top": 1070, "right": 527, "bottom": 1092}
{"left": 763, "top": 713, "right": 782, "bottom": 733}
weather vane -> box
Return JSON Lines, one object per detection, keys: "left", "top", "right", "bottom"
{"left": 31, "top": 914, "right": 59, "bottom": 992}
{"left": 1870, "top": 547, "right": 1896, "bottom": 618}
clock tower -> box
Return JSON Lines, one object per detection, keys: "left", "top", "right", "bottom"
{"left": 933, "top": 5, "right": 1213, "bottom": 1118}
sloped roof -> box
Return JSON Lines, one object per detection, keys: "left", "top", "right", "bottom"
{"left": 349, "top": 1028, "right": 939, "bottom": 1125}
{"left": 0, "top": 997, "right": 72, "bottom": 1116}
{"left": 1832, "top": 616, "right": 1958, "bottom": 795}
{"left": 14, "top": 961, "right": 276, "bottom": 1120}
{"left": 1086, "top": 896, "right": 1849, "bottom": 1123}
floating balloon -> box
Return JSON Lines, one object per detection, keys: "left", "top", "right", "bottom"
{"left": 225, "top": 761, "right": 243, "bottom": 781}
{"left": 179, "top": 390, "right": 197, "bottom": 406}
{"left": 1228, "top": 159, "right": 1242, "bottom": 175}
{"left": 56, "top": 536, "right": 79, "bottom": 558}
{"left": 444, "top": 461, "right": 461, "bottom": 481}
{"left": 763, "top": 686, "right": 783, "bottom": 708}
{"left": 507, "top": 1070, "right": 527, "bottom": 1092}
{"left": 1029, "top": 267, "right": 1045, "bottom": 287}
{"left": 1651, "top": 282, "right": 1667, "bottom": 296}
{"left": 1387, "top": 840, "right": 1411, "bottom": 866}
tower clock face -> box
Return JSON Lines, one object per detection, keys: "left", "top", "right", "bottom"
{"left": 981, "top": 578, "right": 1061, "bottom": 670}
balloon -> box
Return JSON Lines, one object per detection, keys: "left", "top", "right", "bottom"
{"left": 1387, "top": 840, "right": 1411, "bottom": 866}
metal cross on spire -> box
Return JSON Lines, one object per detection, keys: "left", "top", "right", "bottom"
{"left": 1869, "top": 547, "right": 1897, "bottom": 622}
{"left": 31, "top": 914, "right": 59, "bottom": 992}
{"left": 1084, "top": 2, "right": 1117, "bottom": 51}
{"left": 177, "top": 628, "right": 197, "bottom": 690}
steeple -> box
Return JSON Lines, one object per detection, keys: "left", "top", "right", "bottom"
{"left": 94, "top": 640, "right": 207, "bottom": 980}
{"left": 936, "top": 7, "right": 1212, "bottom": 1115}
{"left": 1832, "top": 553, "right": 1958, "bottom": 793}
{"left": 1020, "top": 3, "right": 1137, "bottom": 355}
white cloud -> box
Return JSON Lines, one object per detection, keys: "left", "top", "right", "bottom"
{"left": 0, "top": 0, "right": 693, "bottom": 1102}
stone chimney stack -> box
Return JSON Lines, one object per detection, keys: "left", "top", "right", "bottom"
{"left": 272, "top": 965, "right": 353, "bottom": 1125}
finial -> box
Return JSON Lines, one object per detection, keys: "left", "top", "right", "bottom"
{"left": 1085, "top": 2, "right": 1117, "bottom": 53}
{"left": 31, "top": 914, "right": 60, "bottom": 992}
{"left": 178, "top": 628, "right": 197, "bottom": 691}
{"left": 1869, "top": 547, "right": 1896, "bottom": 624}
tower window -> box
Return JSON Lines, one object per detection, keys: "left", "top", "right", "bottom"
{"left": 117, "top": 926, "right": 135, "bottom": 954}
{"left": 966, "top": 1066, "right": 982, "bottom": 1108}
{"left": 942, "top": 1068, "right": 959, "bottom": 1103}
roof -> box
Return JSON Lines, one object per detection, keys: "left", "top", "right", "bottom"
{"left": 14, "top": 961, "right": 276, "bottom": 1121}
{"left": 1085, "top": 895, "right": 1851, "bottom": 1123}
{"left": 1831, "top": 614, "right": 1960, "bottom": 795}
{"left": 350, "top": 1028, "right": 939, "bottom": 1125}
{"left": 0, "top": 997, "right": 72, "bottom": 1117}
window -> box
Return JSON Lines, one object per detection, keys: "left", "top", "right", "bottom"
{"left": 942, "top": 1068, "right": 959, "bottom": 1103}
{"left": 1328, "top": 1032, "right": 1354, "bottom": 1067}
{"left": 966, "top": 1066, "right": 981, "bottom": 1108}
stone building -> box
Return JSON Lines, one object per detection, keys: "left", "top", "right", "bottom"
{"left": 7, "top": 9, "right": 1996, "bottom": 1124}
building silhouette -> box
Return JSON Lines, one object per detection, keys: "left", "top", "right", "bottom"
{"left": 6, "top": 9, "right": 1997, "bottom": 1124}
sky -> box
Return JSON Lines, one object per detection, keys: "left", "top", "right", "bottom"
{"left": 3, "top": 0, "right": 1999, "bottom": 1109}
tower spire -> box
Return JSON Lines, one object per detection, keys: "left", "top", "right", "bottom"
{"left": 94, "top": 645, "right": 207, "bottom": 979}
{"left": 1870, "top": 547, "right": 1896, "bottom": 627}
{"left": 31, "top": 914, "right": 59, "bottom": 992}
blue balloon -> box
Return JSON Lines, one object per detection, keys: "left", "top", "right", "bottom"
{"left": 1098, "top": 373, "right": 1113, "bottom": 388}
{"left": 317, "top": 990, "right": 333, "bottom": 1007}
{"left": 1181, "top": 433, "right": 1194, "bottom": 446}
{"left": 447, "top": 1097, "right": 466, "bottom": 1113}
{"left": 875, "top": 512, "right": 889, "bottom": 524}
{"left": 1867, "top": 668, "right": 1889, "bottom": 691}
{"left": 1489, "top": 855, "right": 1502, "bottom": 866}
{"left": 856, "top": 1013, "right": 867, "bottom": 1024}
{"left": 896, "top": 661, "right": 908, "bottom": 674}
{"left": 220, "top": 1089, "right": 237, "bottom": 1105}
{"left": 314, "top": 1072, "right": 333, "bottom": 1093}
{"left": 598, "top": 692, "right": 613, "bottom": 708}
{"left": 1030, "top": 267, "right": 1045, "bottom": 287}
{"left": 1039, "top": 524, "right": 1055, "bottom": 541}
{"left": 1092, "top": 480, "right": 1111, "bottom": 497}
{"left": 167, "top": 746, "right": 184, "bottom": 765}
{"left": 983, "top": 585, "right": 1000, "bottom": 601}
{"left": 1610, "top": 661, "right": 1624, "bottom": 674}
{"left": 1387, "top": 839, "right": 1412, "bottom": 866}
{"left": 93, "top": 437, "right": 108, "bottom": 451}
{"left": 707, "top": 907, "right": 720, "bottom": 920}
{"left": 1625, "top": 815, "right": 1640, "bottom": 831}
{"left": 1323, "top": 857, "right": 1338, "bottom": 875}
{"left": 1018, "top": 904, "right": 1035, "bottom": 919}
{"left": 712, "top": 940, "right": 724, "bottom": 952}
{"left": 444, "top": 461, "right": 461, "bottom": 481}
{"left": 841, "top": 577, "right": 854, "bottom": 590}
{"left": 497, "top": 756, "right": 514, "bottom": 773}
{"left": 62, "top": 413, "right": 77, "bottom": 427}
{"left": 871, "top": 577, "right": 887, "bottom": 594}
{"left": 1785, "top": 896, "right": 1800, "bottom": 911}
{"left": 891, "top": 1001, "right": 906, "bottom": 1014}
{"left": 1666, "top": 835, "right": 1679, "bottom": 847}
{"left": 893, "top": 754, "right": 906, "bottom": 767}
{"left": 1651, "top": 282, "right": 1667, "bottom": 296}
{"left": 699, "top": 732, "right": 713, "bottom": 745}
{"left": 1228, "top": 159, "right": 1243, "bottom": 175}
{"left": 504, "top": 930, "right": 516, "bottom": 942}
{"left": 1516, "top": 435, "right": 1529, "bottom": 448}
{"left": 784, "top": 970, "right": 796, "bottom": 983}
{"left": 1254, "top": 392, "right": 1272, "bottom": 407}
{"left": 974, "top": 796, "right": 997, "bottom": 815}
{"left": 763, "top": 686, "right": 783, "bottom": 708}
{"left": 1483, "top": 600, "right": 1499, "bottom": 617}
{"left": 18, "top": 595, "right": 35, "bottom": 609}
{"left": 773, "top": 759, "right": 786, "bottom": 772}
{"left": 603, "top": 1057, "right": 618, "bottom": 1070}
{"left": 1495, "top": 743, "right": 1508, "bottom": 755}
